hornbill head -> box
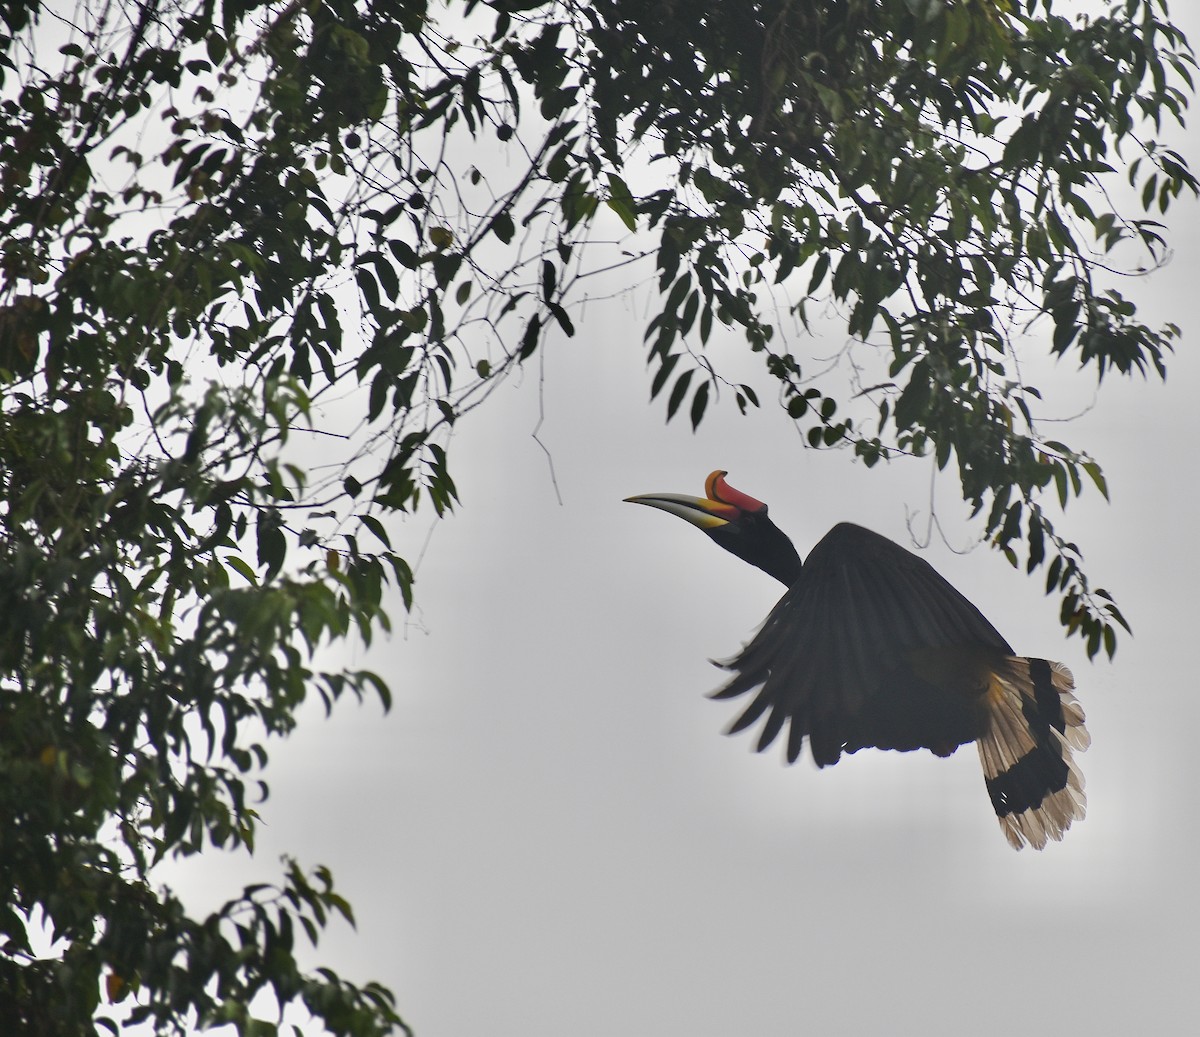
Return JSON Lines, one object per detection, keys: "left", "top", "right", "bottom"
{"left": 625, "top": 470, "right": 803, "bottom": 587}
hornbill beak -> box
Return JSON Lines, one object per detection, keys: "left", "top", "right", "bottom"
{"left": 622, "top": 491, "right": 739, "bottom": 529}
{"left": 624, "top": 470, "right": 766, "bottom": 529}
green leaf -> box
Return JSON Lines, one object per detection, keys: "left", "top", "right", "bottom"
{"left": 1082, "top": 461, "right": 1108, "bottom": 500}
{"left": 666, "top": 368, "right": 695, "bottom": 422}
{"left": 519, "top": 314, "right": 542, "bottom": 359}
{"left": 1051, "top": 463, "right": 1069, "bottom": 508}
{"left": 606, "top": 172, "right": 637, "bottom": 231}
{"left": 807, "top": 253, "right": 830, "bottom": 294}
{"left": 490, "top": 210, "right": 515, "bottom": 244}
{"left": 360, "top": 514, "right": 391, "bottom": 549}
{"left": 225, "top": 555, "right": 259, "bottom": 584}
{"left": 256, "top": 516, "right": 287, "bottom": 577}
{"left": 650, "top": 352, "right": 680, "bottom": 400}
{"left": 787, "top": 395, "right": 809, "bottom": 419}
{"left": 548, "top": 301, "right": 575, "bottom": 336}
{"left": 689, "top": 379, "right": 710, "bottom": 430}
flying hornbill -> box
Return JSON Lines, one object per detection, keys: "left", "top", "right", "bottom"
{"left": 626, "top": 470, "right": 1088, "bottom": 850}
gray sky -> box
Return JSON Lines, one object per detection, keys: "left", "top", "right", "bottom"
{"left": 168, "top": 9, "right": 1200, "bottom": 1035}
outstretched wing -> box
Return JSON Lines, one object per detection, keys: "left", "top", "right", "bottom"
{"left": 711, "top": 522, "right": 1014, "bottom": 766}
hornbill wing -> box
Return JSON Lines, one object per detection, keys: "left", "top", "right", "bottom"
{"left": 712, "top": 522, "right": 1015, "bottom": 767}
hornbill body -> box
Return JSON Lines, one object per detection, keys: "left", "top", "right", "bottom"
{"left": 627, "top": 471, "right": 1088, "bottom": 850}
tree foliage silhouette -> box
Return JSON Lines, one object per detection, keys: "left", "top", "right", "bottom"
{"left": 0, "top": 0, "right": 1192, "bottom": 1032}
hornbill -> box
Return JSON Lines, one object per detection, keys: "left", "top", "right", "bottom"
{"left": 626, "top": 470, "right": 1088, "bottom": 850}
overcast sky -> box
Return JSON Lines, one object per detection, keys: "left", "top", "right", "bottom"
{"left": 167, "top": 8, "right": 1200, "bottom": 1036}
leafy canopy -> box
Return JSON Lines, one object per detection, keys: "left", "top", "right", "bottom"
{"left": 0, "top": 0, "right": 1192, "bottom": 1033}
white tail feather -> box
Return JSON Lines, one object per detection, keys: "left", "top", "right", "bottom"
{"left": 977, "top": 659, "right": 1087, "bottom": 850}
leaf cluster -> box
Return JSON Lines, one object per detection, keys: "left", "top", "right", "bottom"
{"left": 572, "top": 0, "right": 1193, "bottom": 656}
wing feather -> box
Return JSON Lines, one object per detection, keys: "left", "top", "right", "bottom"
{"left": 713, "top": 523, "right": 1013, "bottom": 765}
